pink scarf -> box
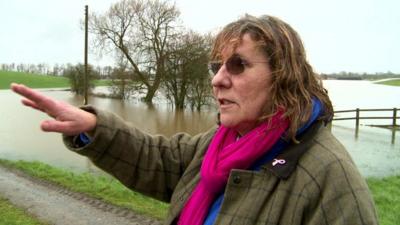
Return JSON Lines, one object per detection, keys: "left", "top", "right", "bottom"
{"left": 178, "top": 111, "right": 289, "bottom": 225}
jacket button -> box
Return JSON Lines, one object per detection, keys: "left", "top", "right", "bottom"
{"left": 233, "top": 175, "right": 241, "bottom": 184}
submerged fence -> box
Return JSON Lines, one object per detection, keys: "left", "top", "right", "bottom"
{"left": 333, "top": 108, "right": 399, "bottom": 128}
{"left": 332, "top": 107, "right": 399, "bottom": 144}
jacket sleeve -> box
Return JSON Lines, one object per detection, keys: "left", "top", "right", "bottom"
{"left": 63, "top": 106, "right": 214, "bottom": 202}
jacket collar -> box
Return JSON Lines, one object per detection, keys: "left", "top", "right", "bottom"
{"left": 262, "top": 121, "right": 324, "bottom": 179}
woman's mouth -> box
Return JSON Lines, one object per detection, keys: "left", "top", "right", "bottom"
{"left": 219, "top": 99, "right": 236, "bottom": 108}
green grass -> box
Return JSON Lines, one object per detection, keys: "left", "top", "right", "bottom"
{"left": 0, "top": 159, "right": 168, "bottom": 220}
{"left": 0, "top": 196, "right": 49, "bottom": 225}
{"left": 367, "top": 175, "right": 400, "bottom": 225}
{"left": 0, "top": 70, "right": 69, "bottom": 89}
{"left": 375, "top": 79, "right": 400, "bottom": 86}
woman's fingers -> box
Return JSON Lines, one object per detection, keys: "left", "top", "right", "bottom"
{"left": 11, "top": 83, "right": 97, "bottom": 135}
{"left": 21, "top": 99, "right": 45, "bottom": 112}
{"left": 11, "top": 83, "right": 43, "bottom": 102}
{"left": 12, "top": 83, "right": 60, "bottom": 117}
{"left": 11, "top": 83, "right": 56, "bottom": 111}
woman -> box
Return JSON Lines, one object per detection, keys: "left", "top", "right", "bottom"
{"left": 11, "top": 15, "right": 378, "bottom": 225}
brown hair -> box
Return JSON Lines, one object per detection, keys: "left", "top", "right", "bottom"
{"left": 210, "top": 15, "right": 333, "bottom": 141}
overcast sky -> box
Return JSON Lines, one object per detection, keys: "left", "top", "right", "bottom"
{"left": 0, "top": 0, "right": 399, "bottom": 73}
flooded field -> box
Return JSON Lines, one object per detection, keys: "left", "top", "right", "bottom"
{"left": 0, "top": 80, "right": 399, "bottom": 177}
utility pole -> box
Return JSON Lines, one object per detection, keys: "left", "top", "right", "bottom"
{"left": 84, "top": 5, "right": 89, "bottom": 105}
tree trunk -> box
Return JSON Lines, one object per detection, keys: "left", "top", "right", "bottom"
{"left": 143, "top": 88, "right": 156, "bottom": 103}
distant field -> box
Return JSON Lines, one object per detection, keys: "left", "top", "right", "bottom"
{"left": 0, "top": 70, "right": 69, "bottom": 89}
{"left": 375, "top": 79, "right": 400, "bottom": 86}
{"left": 94, "top": 79, "right": 112, "bottom": 86}
{"left": 0, "top": 70, "right": 111, "bottom": 89}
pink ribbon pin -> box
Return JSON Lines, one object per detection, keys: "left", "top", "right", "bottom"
{"left": 272, "top": 158, "right": 286, "bottom": 166}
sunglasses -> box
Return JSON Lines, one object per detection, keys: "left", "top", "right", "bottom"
{"left": 208, "top": 54, "right": 268, "bottom": 77}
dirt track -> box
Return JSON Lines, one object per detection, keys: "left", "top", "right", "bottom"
{"left": 0, "top": 165, "right": 162, "bottom": 225}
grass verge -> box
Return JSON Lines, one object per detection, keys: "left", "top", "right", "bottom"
{"left": 0, "top": 159, "right": 168, "bottom": 220}
{"left": 0, "top": 196, "right": 49, "bottom": 225}
{"left": 367, "top": 175, "right": 400, "bottom": 225}
{"left": 0, "top": 159, "right": 397, "bottom": 224}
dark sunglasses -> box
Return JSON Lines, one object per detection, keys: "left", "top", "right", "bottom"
{"left": 208, "top": 54, "right": 268, "bottom": 76}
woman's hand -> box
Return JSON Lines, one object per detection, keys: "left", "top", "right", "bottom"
{"left": 11, "top": 83, "right": 97, "bottom": 136}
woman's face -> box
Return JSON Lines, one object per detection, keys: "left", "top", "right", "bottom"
{"left": 212, "top": 33, "right": 272, "bottom": 136}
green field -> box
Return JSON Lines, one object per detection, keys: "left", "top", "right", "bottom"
{"left": 375, "top": 79, "right": 400, "bottom": 86}
{"left": 93, "top": 79, "right": 112, "bottom": 86}
{"left": 0, "top": 70, "right": 69, "bottom": 89}
{"left": 0, "top": 70, "right": 111, "bottom": 90}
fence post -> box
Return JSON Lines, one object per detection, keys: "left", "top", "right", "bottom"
{"left": 394, "top": 108, "right": 397, "bottom": 127}
{"left": 355, "top": 108, "right": 360, "bottom": 128}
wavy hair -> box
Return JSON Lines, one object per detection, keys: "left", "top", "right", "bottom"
{"left": 210, "top": 15, "right": 333, "bottom": 141}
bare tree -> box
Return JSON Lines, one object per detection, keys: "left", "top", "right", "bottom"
{"left": 1, "top": 64, "right": 8, "bottom": 71}
{"left": 63, "top": 64, "right": 98, "bottom": 95}
{"left": 108, "top": 56, "right": 138, "bottom": 99}
{"left": 186, "top": 34, "right": 214, "bottom": 111}
{"left": 163, "top": 31, "right": 213, "bottom": 110}
{"left": 90, "top": 0, "right": 180, "bottom": 104}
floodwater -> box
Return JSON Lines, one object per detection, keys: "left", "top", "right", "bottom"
{"left": 0, "top": 80, "right": 399, "bottom": 177}
{"left": 0, "top": 88, "right": 216, "bottom": 173}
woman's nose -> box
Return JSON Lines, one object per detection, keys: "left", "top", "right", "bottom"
{"left": 211, "top": 65, "right": 231, "bottom": 88}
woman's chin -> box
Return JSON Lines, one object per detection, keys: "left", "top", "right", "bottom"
{"left": 219, "top": 119, "right": 236, "bottom": 129}
{"left": 219, "top": 118, "right": 243, "bottom": 132}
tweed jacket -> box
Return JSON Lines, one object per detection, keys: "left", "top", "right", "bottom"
{"left": 63, "top": 107, "right": 378, "bottom": 225}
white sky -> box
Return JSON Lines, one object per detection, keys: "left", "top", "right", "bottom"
{"left": 0, "top": 0, "right": 399, "bottom": 74}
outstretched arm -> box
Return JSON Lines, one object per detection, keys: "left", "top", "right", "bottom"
{"left": 11, "top": 83, "right": 97, "bottom": 136}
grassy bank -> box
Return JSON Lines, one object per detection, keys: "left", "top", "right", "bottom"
{"left": 0, "top": 196, "right": 48, "bottom": 225}
{"left": 0, "top": 159, "right": 398, "bottom": 224}
{"left": 0, "top": 70, "right": 69, "bottom": 89}
{"left": 0, "top": 159, "right": 168, "bottom": 220}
